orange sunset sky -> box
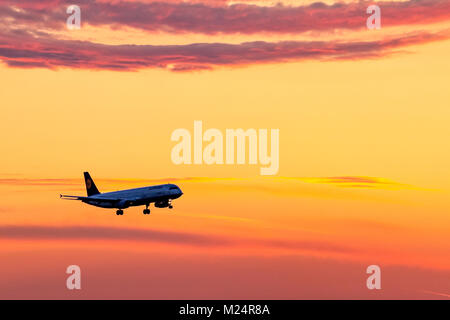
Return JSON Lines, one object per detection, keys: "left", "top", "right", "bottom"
{"left": 0, "top": 0, "right": 449, "bottom": 299}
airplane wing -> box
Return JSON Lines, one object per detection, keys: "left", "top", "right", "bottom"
{"left": 60, "top": 194, "right": 121, "bottom": 204}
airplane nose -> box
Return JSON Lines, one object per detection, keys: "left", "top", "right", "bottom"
{"left": 172, "top": 187, "right": 183, "bottom": 198}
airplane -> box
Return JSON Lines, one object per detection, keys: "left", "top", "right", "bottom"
{"left": 60, "top": 172, "right": 183, "bottom": 216}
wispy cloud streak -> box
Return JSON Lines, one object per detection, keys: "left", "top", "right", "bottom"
{"left": 0, "top": 225, "right": 231, "bottom": 246}
{"left": 286, "top": 176, "right": 413, "bottom": 189}
{"left": 0, "top": 225, "right": 357, "bottom": 254}
{"left": 1, "top": 28, "right": 448, "bottom": 71}
{"left": 298, "top": 176, "right": 400, "bottom": 188}
{"left": 422, "top": 290, "right": 450, "bottom": 298}
{"left": 0, "top": 175, "right": 420, "bottom": 193}
{"left": 0, "top": 175, "right": 411, "bottom": 189}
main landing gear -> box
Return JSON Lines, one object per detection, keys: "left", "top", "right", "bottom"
{"left": 116, "top": 209, "right": 124, "bottom": 216}
{"left": 143, "top": 204, "right": 150, "bottom": 215}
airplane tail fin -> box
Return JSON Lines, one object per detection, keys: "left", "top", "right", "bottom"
{"left": 83, "top": 172, "right": 100, "bottom": 196}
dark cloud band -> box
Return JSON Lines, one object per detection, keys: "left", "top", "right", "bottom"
{"left": 0, "top": 28, "right": 448, "bottom": 71}
{"left": 0, "top": 225, "right": 231, "bottom": 246}
{"left": 0, "top": 0, "right": 449, "bottom": 34}
{"left": 0, "top": 225, "right": 357, "bottom": 254}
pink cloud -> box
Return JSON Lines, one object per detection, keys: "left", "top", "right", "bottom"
{"left": 0, "top": 0, "right": 449, "bottom": 34}
{"left": 1, "top": 28, "right": 448, "bottom": 71}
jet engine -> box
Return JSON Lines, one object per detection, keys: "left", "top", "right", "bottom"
{"left": 116, "top": 200, "right": 130, "bottom": 209}
{"left": 154, "top": 200, "right": 169, "bottom": 208}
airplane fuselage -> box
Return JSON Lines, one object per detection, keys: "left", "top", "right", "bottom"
{"left": 83, "top": 183, "right": 183, "bottom": 209}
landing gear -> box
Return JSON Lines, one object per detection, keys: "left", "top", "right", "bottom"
{"left": 168, "top": 200, "right": 173, "bottom": 209}
{"left": 168, "top": 205, "right": 173, "bottom": 209}
{"left": 143, "top": 204, "right": 150, "bottom": 215}
{"left": 116, "top": 209, "right": 124, "bottom": 216}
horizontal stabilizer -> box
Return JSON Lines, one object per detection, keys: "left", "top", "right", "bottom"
{"left": 60, "top": 194, "right": 83, "bottom": 200}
